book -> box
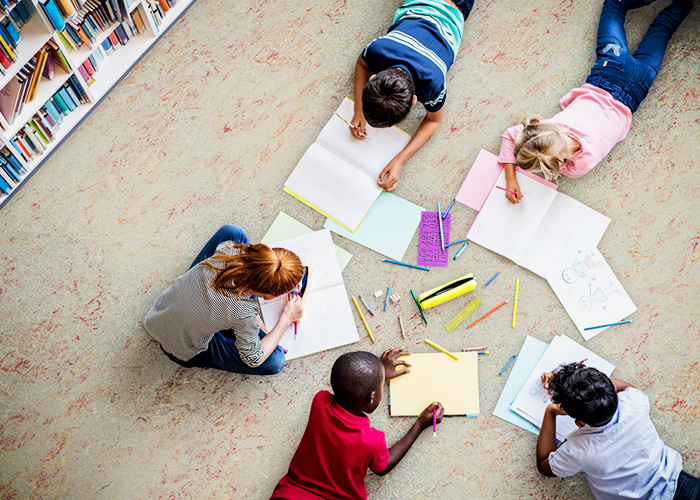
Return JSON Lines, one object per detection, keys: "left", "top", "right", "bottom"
{"left": 259, "top": 230, "right": 359, "bottom": 361}
{"left": 389, "top": 352, "right": 480, "bottom": 416}
{"left": 509, "top": 334, "right": 615, "bottom": 442}
{"left": 131, "top": 9, "right": 145, "bottom": 33}
{"left": 42, "top": 50, "right": 54, "bottom": 80}
{"left": 0, "top": 75, "right": 22, "bottom": 122}
{"left": 464, "top": 151, "right": 611, "bottom": 278}
{"left": 284, "top": 97, "right": 411, "bottom": 232}
{"left": 55, "top": 0, "right": 76, "bottom": 18}
{"left": 114, "top": 23, "right": 127, "bottom": 44}
{"left": 26, "top": 48, "right": 49, "bottom": 103}
{"left": 39, "top": 0, "right": 67, "bottom": 31}
{"left": 0, "top": 174, "right": 12, "bottom": 195}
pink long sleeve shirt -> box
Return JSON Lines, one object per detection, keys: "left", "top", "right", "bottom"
{"left": 498, "top": 84, "right": 633, "bottom": 178}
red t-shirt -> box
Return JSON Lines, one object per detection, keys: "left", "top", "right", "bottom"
{"left": 271, "top": 391, "right": 390, "bottom": 500}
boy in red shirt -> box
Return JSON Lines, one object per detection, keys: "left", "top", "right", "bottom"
{"left": 271, "top": 348, "right": 444, "bottom": 500}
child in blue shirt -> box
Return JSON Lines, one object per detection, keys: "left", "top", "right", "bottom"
{"left": 350, "top": 0, "right": 474, "bottom": 192}
{"left": 538, "top": 362, "right": 698, "bottom": 500}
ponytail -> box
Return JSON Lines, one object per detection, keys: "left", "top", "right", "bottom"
{"left": 513, "top": 117, "right": 568, "bottom": 181}
{"left": 202, "top": 243, "right": 303, "bottom": 297}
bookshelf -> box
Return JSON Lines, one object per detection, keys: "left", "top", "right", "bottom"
{"left": 0, "top": 0, "right": 196, "bottom": 209}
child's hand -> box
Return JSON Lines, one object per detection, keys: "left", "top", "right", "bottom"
{"left": 381, "top": 347, "right": 412, "bottom": 380}
{"left": 350, "top": 113, "right": 367, "bottom": 140}
{"left": 541, "top": 371, "right": 555, "bottom": 389}
{"left": 546, "top": 403, "right": 567, "bottom": 416}
{"left": 505, "top": 177, "right": 522, "bottom": 204}
{"left": 377, "top": 157, "right": 404, "bottom": 192}
{"left": 417, "top": 401, "right": 444, "bottom": 430}
{"left": 281, "top": 295, "right": 304, "bottom": 325}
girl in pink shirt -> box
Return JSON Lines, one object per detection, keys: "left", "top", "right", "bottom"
{"left": 501, "top": 0, "right": 694, "bottom": 204}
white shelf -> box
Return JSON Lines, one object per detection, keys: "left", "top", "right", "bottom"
{"left": 5, "top": 66, "right": 72, "bottom": 137}
{"left": 87, "top": 33, "right": 154, "bottom": 99}
{"left": 0, "top": 16, "right": 53, "bottom": 90}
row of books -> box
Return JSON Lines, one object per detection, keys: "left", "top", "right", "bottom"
{"left": 0, "top": 3, "right": 30, "bottom": 76}
{"left": 0, "top": 147, "right": 26, "bottom": 195}
{"left": 74, "top": 21, "right": 139, "bottom": 83}
{"left": 0, "top": 40, "right": 70, "bottom": 123}
{"left": 10, "top": 73, "right": 89, "bottom": 163}
{"left": 50, "top": 0, "right": 121, "bottom": 50}
{"left": 147, "top": 0, "right": 178, "bottom": 31}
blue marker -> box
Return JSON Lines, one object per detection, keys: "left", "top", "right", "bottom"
{"left": 358, "top": 295, "right": 374, "bottom": 317}
{"left": 445, "top": 238, "right": 468, "bottom": 248}
{"left": 384, "top": 286, "right": 391, "bottom": 311}
{"left": 498, "top": 355, "right": 517, "bottom": 376}
{"left": 466, "top": 414, "right": 479, "bottom": 418}
{"left": 453, "top": 241, "right": 469, "bottom": 260}
{"left": 442, "top": 199, "right": 455, "bottom": 219}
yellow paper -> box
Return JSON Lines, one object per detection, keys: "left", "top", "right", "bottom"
{"left": 389, "top": 352, "right": 479, "bottom": 416}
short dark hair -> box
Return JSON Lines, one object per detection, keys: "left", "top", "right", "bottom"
{"left": 362, "top": 67, "right": 415, "bottom": 128}
{"left": 548, "top": 363, "right": 618, "bottom": 427}
{"left": 330, "top": 352, "right": 384, "bottom": 409}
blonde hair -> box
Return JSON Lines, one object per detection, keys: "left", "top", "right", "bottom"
{"left": 513, "top": 118, "right": 568, "bottom": 181}
{"left": 202, "top": 243, "right": 303, "bottom": 298}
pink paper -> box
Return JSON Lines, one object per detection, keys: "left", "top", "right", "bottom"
{"left": 456, "top": 149, "right": 557, "bottom": 211}
{"left": 417, "top": 212, "right": 451, "bottom": 267}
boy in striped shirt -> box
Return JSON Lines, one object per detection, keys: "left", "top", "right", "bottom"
{"left": 350, "top": 0, "right": 474, "bottom": 191}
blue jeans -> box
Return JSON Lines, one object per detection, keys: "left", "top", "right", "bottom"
{"left": 585, "top": 0, "right": 693, "bottom": 113}
{"left": 674, "top": 471, "right": 700, "bottom": 500}
{"left": 162, "top": 224, "right": 286, "bottom": 375}
{"left": 452, "top": 0, "right": 474, "bottom": 20}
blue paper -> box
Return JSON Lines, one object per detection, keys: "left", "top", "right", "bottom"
{"left": 493, "top": 336, "right": 549, "bottom": 435}
{"left": 323, "top": 192, "right": 424, "bottom": 261}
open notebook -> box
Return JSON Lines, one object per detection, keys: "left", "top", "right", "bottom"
{"left": 467, "top": 167, "right": 611, "bottom": 277}
{"left": 259, "top": 230, "right": 359, "bottom": 361}
{"left": 284, "top": 98, "right": 411, "bottom": 232}
{"left": 389, "top": 352, "right": 479, "bottom": 416}
{"left": 509, "top": 335, "right": 615, "bottom": 442}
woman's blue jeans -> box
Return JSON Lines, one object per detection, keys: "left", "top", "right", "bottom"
{"left": 161, "top": 224, "right": 286, "bottom": 375}
{"left": 585, "top": 0, "right": 693, "bottom": 113}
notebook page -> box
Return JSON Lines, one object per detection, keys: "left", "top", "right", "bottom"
{"left": 519, "top": 193, "right": 611, "bottom": 278}
{"left": 510, "top": 335, "right": 615, "bottom": 441}
{"left": 285, "top": 143, "right": 383, "bottom": 231}
{"left": 467, "top": 170, "right": 557, "bottom": 264}
{"left": 316, "top": 98, "right": 411, "bottom": 179}
{"left": 259, "top": 230, "right": 359, "bottom": 360}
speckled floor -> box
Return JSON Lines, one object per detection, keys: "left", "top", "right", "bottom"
{"left": 1, "top": 0, "right": 698, "bottom": 498}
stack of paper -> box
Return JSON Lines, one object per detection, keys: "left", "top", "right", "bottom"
{"left": 259, "top": 230, "right": 359, "bottom": 361}
{"left": 389, "top": 352, "right": 479, "bottom": 416}
{"left": 497, "top": 335, "right": 615, "bottom": 442}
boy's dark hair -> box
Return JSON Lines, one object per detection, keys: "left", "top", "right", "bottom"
{"left": 362, "top": 67, "right": 415, "bottom": 128}
{"left": 548, "top": 363, "right": 618, "bottom": 427}
{"left": 330, "top": 352, "right": 384, "bottom": 409}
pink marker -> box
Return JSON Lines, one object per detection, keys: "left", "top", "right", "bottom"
{"left": 433, "top": 401, "right": 437, "bottom": 437}
{"left": 496, "top": 186, "right": 524, "bottom": 197}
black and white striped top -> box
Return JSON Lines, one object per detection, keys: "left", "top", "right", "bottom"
{"left": 143, "top": 243, "right": 264, "bottom": 366}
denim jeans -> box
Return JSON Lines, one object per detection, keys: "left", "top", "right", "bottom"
{"left": 585, "top": 0, "right": 693, "bottom": 113}
{"left": 162, "top": 224, "right": 286, "bottom": 375}
{"left": 452, "top": 0, "right": 474, "bottom": 20}
{"left": 674, "top": 471, "right": 700, "bottom": 500}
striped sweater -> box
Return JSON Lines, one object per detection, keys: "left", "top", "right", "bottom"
{"left": 143, "top": 243, "right": 264, "bottom": 366}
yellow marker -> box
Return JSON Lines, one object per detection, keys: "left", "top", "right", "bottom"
{"left": 512, "top": 279, "right": 520, "bottom": 328}
{"left": 424, "top": 339, "right": 459, "bottom": 361}
{"left": 353, "top": 297, "right": 375, "bottom": 342}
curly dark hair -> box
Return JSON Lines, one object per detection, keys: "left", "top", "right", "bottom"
{"left": 362, "top": 67, "right": 415, "bottom": 128}
{"left": 548, "top": 362, "right": 618, "bottom": 427}
{"left": 330, "top": 352, "right": 384, "bottom": 410}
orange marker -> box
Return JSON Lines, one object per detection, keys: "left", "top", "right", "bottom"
{"left": 466, "top": 301, "right": 509, "bottom": 328}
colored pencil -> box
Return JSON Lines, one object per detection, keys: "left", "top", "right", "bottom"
{"left": 495, "top": 186, "right": 523, "bottom": 197}
{"left": 433, "top": 403, "right": 437, "bottom": 436}
{"left": 445, "top": 238, "right": 468, "bottom": 248}
{"left": 512, "top": 279, "right": 519, "bottom": 328}
{"left": 410, "top": 289, "right": 428, "bottom": 325}
{"left": 352, "top": 297, "right": 375, "bottom": 342}
{"left": 453, "top": 241, "right": 469, "bottom": 260}
{"left": 461, "top": 350, "right": 489, "bottom": 354}
{"left": 437, "top": 202, "right": 445, "bottom": 250}
{"left": 483, "top": 269, "right": 502, "bottom": 287}
{"left": 466, "top": 414, "right": 478, "bottom": 418}
{"left": 583, "top": 320, "right": 633, "bottom": 331}
{"left": 359, "top": 294, "right": 374, "bottom": 316}
{"left": 398, "top": 315, "right": 406, "bottom": 339}
{"left": 384, "top": 286, "right": 391, "bottom": 311}
{"left": 383, "top": 259, "right": 430, "bottom": 271}
{"left": 499, "top": 355, "right": 517, "bottom": 376}
{"left": 466, "top": 301, "right": 508, "bottom": 328}
{"left": 462, "top": 346, "right": 487, "bottom": 352}
{"left": 293, "top": 289, "right": 299, "bottom": 339}
{"left": 442, "top": 199, "right": 455, "bottom": 219}
{"left": 334, "top": 112, "right": 367, "bottom": 138}
{"left": 424, "top": 338, "right": 458, "bottom": 360}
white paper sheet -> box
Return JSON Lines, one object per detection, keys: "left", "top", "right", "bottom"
{"left": 259, "top": 230, "right": 359, "bottom": 360}
{"left": 541, "top": 246, "right": 637, "bottom": 340}
{"left": 510, "top": 335, "right": 615, "bottom": 441}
